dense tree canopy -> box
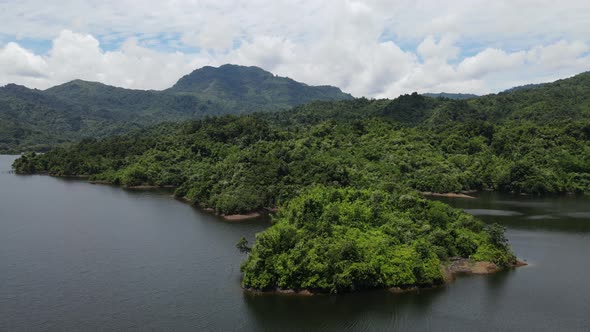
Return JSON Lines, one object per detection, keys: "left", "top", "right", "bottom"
{"left": 240, "top": 187, "right": 514, "bottom": 293}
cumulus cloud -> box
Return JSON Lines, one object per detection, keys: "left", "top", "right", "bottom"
{"left": 0, "top": 42, "right": 47, "bottom": 79}
{"left": 1, "top": 1, "right": 590, "bottom": 97}
{"left": 0, "top": 30, "right": 207, "bottom": 90}
{"left": 181, "top": 17, "right": 238, "bottom": 51}
{"left": 527, "top": 41, "right": 590, "bottom": 70}
{"left": 457, "top": 49, "right": 527, "bottom": 78}
{"left": 418, "top": 36, "right": 460, "bottom": 63}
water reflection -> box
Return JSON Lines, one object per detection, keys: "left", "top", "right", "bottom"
{"left": 525, "top": 215, "right": 557, "bottom": 220}
{"left": 431, "top": 192, "right": 590, "bottom": 234}
{"left": 243, "top": 287, "right": 448, "bottom": 331}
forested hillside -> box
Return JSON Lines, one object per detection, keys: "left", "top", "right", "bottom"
{"left": 0, "top": 64, "right": 351, "bottom": 153}
{"left": 422, "top": 92, "right": 479, "bottom": 100}
{"left": 14, "top": 72, "right": 590, "bottom": 212}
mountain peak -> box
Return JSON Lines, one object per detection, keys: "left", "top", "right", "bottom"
{"left": 169, "top": 64, "right": 276, "bottom": 93}
{"left": 166, "top": 64, "right": 352, "bottom": 111}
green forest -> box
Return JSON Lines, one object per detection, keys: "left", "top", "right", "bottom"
{"left": 12, "top": 71, "right": 590, "bottom": 292}
{"left": 240, "top": 187, "right": 513, "bottom": 292}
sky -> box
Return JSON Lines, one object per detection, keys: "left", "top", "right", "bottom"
{"left": 1, "top": 0, "right": 589, "bottom": 98}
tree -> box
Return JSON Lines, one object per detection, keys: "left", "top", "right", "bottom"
{"left": 236, "top": 237, "right": 251, "bottom": 254}
{"left": 487, "top": 223, "right": 508, "bottom": 249}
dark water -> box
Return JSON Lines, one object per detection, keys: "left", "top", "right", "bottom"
{"left": 1, "top": 155, "right": 589, "bottom": 331}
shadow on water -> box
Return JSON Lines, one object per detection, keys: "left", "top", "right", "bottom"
{"left": 481, "top": 267, "right": 517, "bottom": 304}
{"left": 243, "top": 287, "right": 449, "bottom": 331}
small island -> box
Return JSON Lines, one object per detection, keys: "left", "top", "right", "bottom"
{"left": 239, "top": 187, "right": 519, "bottom": 294}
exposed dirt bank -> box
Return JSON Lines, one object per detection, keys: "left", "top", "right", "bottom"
{"left": 442, "top": 258, "right": 527, "bottom": 281}
{"left": 222, "top": 212, "right": 263, "bottom": 221}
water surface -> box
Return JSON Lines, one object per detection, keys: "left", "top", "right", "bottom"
{"left": 1, "top": 155, "right": 589, "bottom": 331}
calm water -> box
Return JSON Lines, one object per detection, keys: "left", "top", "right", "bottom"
{"left": 1, "top": 155, "right": 589, "bottom": 331}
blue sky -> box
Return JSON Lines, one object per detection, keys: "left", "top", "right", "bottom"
{"left": 1, "top": 0, "right": 589, "bottom": 97}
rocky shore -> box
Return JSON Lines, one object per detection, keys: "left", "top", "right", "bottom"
{"left": 441, "top": 257, "right": 527, "bottom": 282}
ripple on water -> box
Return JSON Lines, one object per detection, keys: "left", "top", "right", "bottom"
{"left": 526, "top": 215, "right": 558, "bottom": 220}
{"left": 494, "top": 200, "right": 552, "bottom": 208}
{"left": 463, "top": 209, "right": 523, "bottom": 216}
{"left": 562, "top": 212, "right": 590, "bottom": 219}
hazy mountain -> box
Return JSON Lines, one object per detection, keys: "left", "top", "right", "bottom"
{"left": 167, "top": 64, "right": 352, "bottom": 112}
{"left": 0, "top": 65, "right": 352, "bottom": 153}
{"left": 500, "top": 83, "right": 546, "bottom": 93}
{"left": 422, "top": 92, "right": 479, "bottom": 100}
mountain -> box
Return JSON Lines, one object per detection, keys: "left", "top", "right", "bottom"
{"left": 0, "top": 65, "right": 352, "bottom": 153}
{"left": 167, "top": 64, "right": 352, "bottom": 112}
{"left": 44, "top": 80, "right": 209, "bottom": 121}
{"left": 0, "top": 84, "right": 86, "bottom": 152}
{"left": 422, "top": 92, "right": 479, "bottom": 100}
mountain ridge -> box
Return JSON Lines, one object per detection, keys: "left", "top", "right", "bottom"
{"left": 422, "top": 92, "right": 479, "bottom": 100}
{"left": 0, "top": 64, "right": 352, "bottom": 153}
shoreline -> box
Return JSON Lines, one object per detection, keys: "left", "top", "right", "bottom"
{"left": 89, "top": 180, "right": 175, "bottom": 190}
{"left": 89, "top": 180, "right": 271, "bottom": 219}
{"left": 244, "top": 258, "right": 527, "bottom": 296}
{"left": 222, "top": 212, "right": 264, "bottom": 221}
{"left": 442, "top": 258, "right": 527, "bottom": 279}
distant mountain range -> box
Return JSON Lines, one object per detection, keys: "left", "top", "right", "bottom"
{"left": 422, "top": 92, "right": 479, "bottom": 100}
{"left": 423, "top": 83, "right": 551, "bottom": 99}
{"left": 2, "top": 67, "right": 588, "bottom": 153}
{"left": 0, "top": 64, "right": 352, "bottom": 153}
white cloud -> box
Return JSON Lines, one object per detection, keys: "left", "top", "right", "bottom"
{"left": 527, "top": 40, "right": 589, "bottom": 70}
{"left": 457, "top": 49, "right": 527, "bottom": 78}
{"left": 1, "top": 1, "right": 590, "bottom": 97}
{"left": 0, "top": 30, "right": 206, "bottom": 90}
{"left": 418, "top": 36, "right": 460, "bottom": 63}
{"left": 181, "top": 17, "right": 238, "bottom": 51}
{"left": 0, "top": 42, "right": 47, "bottom": 79}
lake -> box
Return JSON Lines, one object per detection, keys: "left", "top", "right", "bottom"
{"left": 1, "top": 154, "right": 589, "bottom": 331}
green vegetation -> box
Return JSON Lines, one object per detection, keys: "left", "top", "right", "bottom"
{"left": 240, "top": 187, "right": 513, "bottom": 293}
{"left": 0, "top": 64, "right": 351, "bottom": 153}
{"left": 12, "top": 71, "right": 590, "bottom": 293}
{"left": 14, "top": 73, "right": 590, "bottom": 210}
{"left": 422, "top": 92, "right": 479, "bottom": 100}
